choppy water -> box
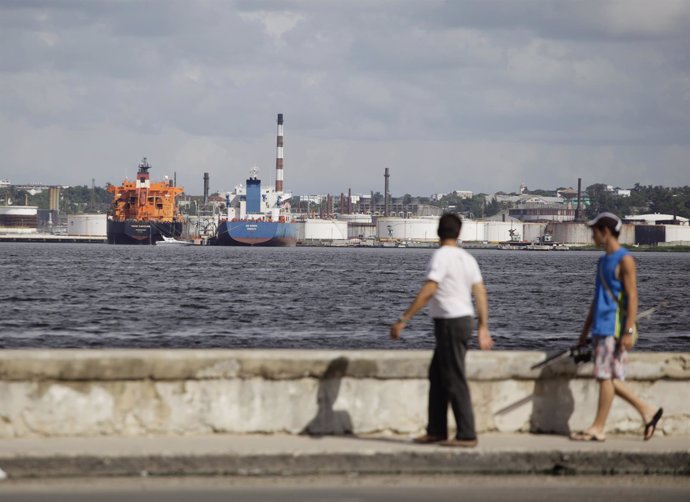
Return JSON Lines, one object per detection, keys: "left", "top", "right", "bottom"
{"left": 0, "top": 243, "right": 688, "bottom": 351}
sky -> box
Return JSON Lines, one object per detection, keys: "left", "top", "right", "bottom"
{"left": 1, "top": 0, "right": 689, "bottom": 197}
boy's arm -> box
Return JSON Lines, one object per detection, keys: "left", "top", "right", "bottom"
{"left": 619, "top": 254, "right": 638, "bottom": 350}
{"left": 578, "top": 299, "right": 595, "bottom": 346}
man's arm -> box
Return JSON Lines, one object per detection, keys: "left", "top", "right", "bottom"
{"left": 619, "top": 254, "right": 638, "bottom": 350}
{"left": 389, "top": 280, "right": 438, "bottom": 340}
{"left": 471, "top": 282, "right": 494, "bottom": 350}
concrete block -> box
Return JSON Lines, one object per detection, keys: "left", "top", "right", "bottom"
{"left": 0, "top": 350, "right": 687, "bottom": 438}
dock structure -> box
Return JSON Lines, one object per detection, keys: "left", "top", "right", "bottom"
{"left": 0, "top": 234, "right": 106, "bottom": 243}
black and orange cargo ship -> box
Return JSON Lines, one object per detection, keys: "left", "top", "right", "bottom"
{"left": 107, "top": 158, "right": 184, "bottom": 245}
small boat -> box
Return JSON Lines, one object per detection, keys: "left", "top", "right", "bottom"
{"left": 156, "top": 235, "right": 193, "bottom": 246}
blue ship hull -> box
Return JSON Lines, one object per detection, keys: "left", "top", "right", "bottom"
{"left": 213, "top": 220, "right": 297, "bottom": 246}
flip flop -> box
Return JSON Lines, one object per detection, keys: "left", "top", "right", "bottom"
{"left": 569, "top": 430, "right": 606, "bottom": 442}
{"left": 644, "top": 408, "right": 663, "bottom": 441}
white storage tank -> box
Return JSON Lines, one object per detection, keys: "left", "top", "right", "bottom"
{"left": 459, "top": 220, "right": 485, "bottom": 242}
{"left": 523, "top": 223, "right": 547, "bottom": 242}
{"left": 550, "top": 223, "right": 592, "bottom": 244}
{"left": 296, "top": 219, "right": 348, "bottom": 241}
{"left": 484, "top": 221, "right": 519, "bottom": 243}
{"left": 67, "top": 214, "right": 107, "bottom": 236}
{"left": 376, "top": 217, "right": 439, "bottom": 242}
{"left": 338, "top": 214, "right": 372, "bottom": 224}
{"left": 348, "top": 223, "right": 377, "bottom": 239}
{"left": 0, "top": 206, "right": 38, "bottom": 233}
{"left": 618, "top": 224, "right": 635, "bottom": 245}
{"left": 664, "top": 224, "right": 690, "bottom": 243}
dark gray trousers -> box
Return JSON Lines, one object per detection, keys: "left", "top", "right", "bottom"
{"left": 427, "top": 316, "right": 476, "bottom": 440}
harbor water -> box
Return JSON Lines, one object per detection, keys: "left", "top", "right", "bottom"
{"left": 0, "top": 243, "right": 688, "bottom": 351}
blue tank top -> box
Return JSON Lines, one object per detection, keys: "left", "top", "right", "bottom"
{"left": 592, "top": 248, "right": 630, "bottom": 337}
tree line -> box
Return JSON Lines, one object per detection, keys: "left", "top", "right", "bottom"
{"left": 0, "top": 185, "right": 112, "bottom": 214}
{"left": 433, "top": 184, "right": 690, "bottom": 220}
{"left": 2, "top": 182, "right": 688, "bottom": 220}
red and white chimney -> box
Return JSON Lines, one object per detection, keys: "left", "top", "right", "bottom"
{"left": 275, "top": 113, "right": 284, "bottom": 192}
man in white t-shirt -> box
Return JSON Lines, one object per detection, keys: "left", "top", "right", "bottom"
{"left": 390, "top": 213, "right": 493, "bottom": 447}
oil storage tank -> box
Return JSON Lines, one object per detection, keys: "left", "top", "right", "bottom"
{"left": 522, "top": 223, "right": 547, "bottom": 242}
{"left": 296, "top": 219, "right": 348, "bottom": 242}
{"left": 459, "top": 220, "right": 485, "bottom": 242}
{"left": 68, "top": 214, "right": 107, "bottom": 236}
{"left": 376, "top": 217, "right": 439, "bottom": 242}
{"left": 664, "top": 224, "right": 690, "bottom": 244}
{"left": 339, "top": 213, "right": 376, "bottom": 240}
{"left": 550, "top": 222, "right": 592, "bottom": 244}
{"left": 0, "top": 206, "right": 38, "bottom": 234}
{"left": 484, "top": 221, "right": 518, "bottom": 243}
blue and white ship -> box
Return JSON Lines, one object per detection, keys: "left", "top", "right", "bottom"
{"left": 213, "top": 113, "right": 296, "bottom": 246}
{"left": 213, "top": 167, "right": 297, "bottom": 246}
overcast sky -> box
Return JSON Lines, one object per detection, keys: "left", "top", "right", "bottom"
{"left": 2, "top": 0, "right": 689, "bottom": 196}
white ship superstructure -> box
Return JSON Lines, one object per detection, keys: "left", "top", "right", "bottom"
{"left": 223, "top": 167, "right": 292, "bottom": 222}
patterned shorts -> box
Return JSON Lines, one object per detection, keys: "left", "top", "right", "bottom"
{"left": 593, "top": 336, "right": 627, "bottom": 380}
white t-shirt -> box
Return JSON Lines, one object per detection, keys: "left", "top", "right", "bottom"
{"left": 425, "top": 245, "right": 483, "bottom": 319}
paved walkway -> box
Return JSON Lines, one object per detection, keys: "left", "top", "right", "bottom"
{"left": 1, "top": 433, "right": 688, "bottom": 479}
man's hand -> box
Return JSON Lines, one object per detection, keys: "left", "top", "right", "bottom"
{"left": 389, "top": 281, "right": 437, "bottom": 342}
{"left": 390, "top": 321, "right": 405, "bottom": 340}
{"left": 620, "top": 332, "right": 634, "bottom": 350}
{"left": 477, "top": 326, "right": 494, "bottom": 350}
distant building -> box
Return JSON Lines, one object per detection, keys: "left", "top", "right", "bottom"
{"left": 556, "top": 187, "right": 577, "bottom": 199}
{"left": 624, "top": 213, "right": 688, "bottom": 225}
{"left": 0, "top": 179, "right": 10, "bottom": 188}
{"left": 509, "top": 205, "right": 576, "bottom": 222}
{"left": 454, "top": 190, "right": 473, "bottom": 199}
{"left": 298, "top": 195, "right": 323, "bottom": 205}
{"left": 487, "top": 192, "right": 577, "bottom": 222}
{"left": 353, "top": 198, "right": 442, "bottom": 218}
{"left": 14, "top": 184, "right": 51, "bottom": 195}
{"left": 491, "top": 194, "right": 565, "bottom": 205}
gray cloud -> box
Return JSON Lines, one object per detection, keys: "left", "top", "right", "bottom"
{"left": 1, "top": 0, "right": 688, "bottom": 196}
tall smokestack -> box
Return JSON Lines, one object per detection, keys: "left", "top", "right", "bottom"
{"left": 203, "top": 172, "right": 209, "bottom": 205}
{"left": 384, "top": 168, "right": 390, "bottom": 217}
{"left": 348, "top": 188, "right": 352, "bottom": 214}
{"left": 275, "top": 113, "right": 284, "bottom": 192}
{"left": 575, "top": 178, "right": 582, "bottom": 221}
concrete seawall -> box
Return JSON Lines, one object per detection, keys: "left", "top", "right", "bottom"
{"left": 0, "top": 350, "right": 688, "bottom": 438}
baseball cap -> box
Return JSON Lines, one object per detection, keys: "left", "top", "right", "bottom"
{"left": 587, "top": 212, "right": 622, "bottom": 232}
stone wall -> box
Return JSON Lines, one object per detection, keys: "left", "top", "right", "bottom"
{"left": 0, "top": 350, "right": 687, "bottom": 438}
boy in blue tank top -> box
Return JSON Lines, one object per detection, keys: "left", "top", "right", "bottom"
{"left": 571, "top": 213, "right": 662, "bottom": 442}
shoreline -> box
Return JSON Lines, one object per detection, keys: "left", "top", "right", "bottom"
{"left": 1, "top": 236, "right": 689, "bottom": 252}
